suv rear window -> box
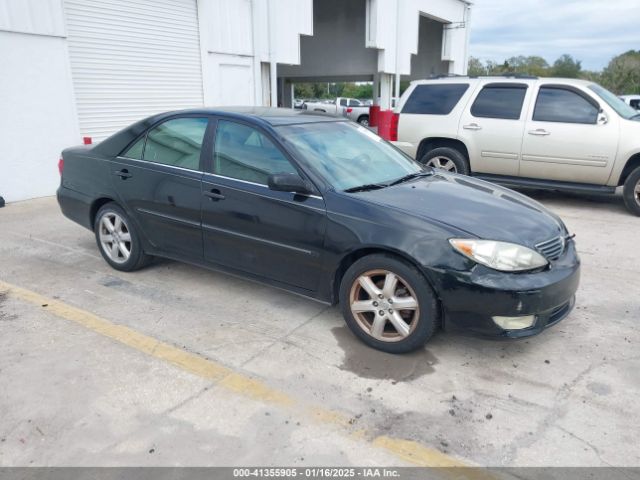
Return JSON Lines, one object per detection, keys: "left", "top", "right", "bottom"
{"left": 402, "top": 84, "right": 469, "bottom": 115}
{"left": 471, "top": 84, "right": 527, "bottom": 120}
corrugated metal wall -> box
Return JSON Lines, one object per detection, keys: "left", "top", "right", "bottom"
{"left": 64, "top": 0, "right": 204, "bottom": 141}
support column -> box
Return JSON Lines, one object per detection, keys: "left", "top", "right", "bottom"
{"left": 370, "top": 73, "right": 381, "bottom": 127}
{"left": 379, "top": 73, "right": 393, "bottom": 111}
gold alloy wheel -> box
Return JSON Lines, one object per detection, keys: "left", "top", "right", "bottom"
{"left": 349, "top": 269, "right": 420, "bottom": 342}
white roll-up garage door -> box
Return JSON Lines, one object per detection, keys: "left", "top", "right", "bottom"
{"left": 64, "top": 0, "right": 204, "bottom": 142}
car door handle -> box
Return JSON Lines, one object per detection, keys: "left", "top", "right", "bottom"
{"left": 463, "top": 123, "right": 482, "bottom": 131}
{"left": 114, "top": 169, "right": 132, "bottom": 179}
{"left": 528, "top": 129, "right": 551, "bottom": 136}
{"left": 203, "top": 189, "right": 225, "bottom": 201}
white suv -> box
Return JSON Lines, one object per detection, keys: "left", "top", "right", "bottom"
{"left": 393, "top": 76, "right": 640, "bottom": 216}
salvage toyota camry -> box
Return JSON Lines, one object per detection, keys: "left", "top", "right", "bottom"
{"left": 58, "top": 107, "right": 580, "bottom": 353}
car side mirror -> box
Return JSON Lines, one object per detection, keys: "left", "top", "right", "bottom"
{"left": 597, "top": 110, "right": 608, "bottom": 125}
{"left": 268, "top": 173, "right": 312, "bottom": 195}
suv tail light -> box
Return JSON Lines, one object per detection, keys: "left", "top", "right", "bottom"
{"left": 389, "top": 113, "right": 399, "bottom": 141}
{"left": 58, "top": 157, "right": 64, "bottom": 176}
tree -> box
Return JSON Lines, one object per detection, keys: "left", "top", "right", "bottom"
{"left": 294, "top": 83, "right": 315, "bottom": 99}
{"left": 467, "top": 56, "right": 486, "bottom": 76}
{"left": 600, "top": 50, "right": 640, "bottom": 94}
{"left": 551, "top": 54, "right": 582, "bottom": 78}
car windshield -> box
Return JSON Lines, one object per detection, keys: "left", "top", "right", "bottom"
{"left": 276, "top": 121, "right": 422, "bottom": 191}
{"left": 589, "top": 84, "right": 639, "bottom": 119}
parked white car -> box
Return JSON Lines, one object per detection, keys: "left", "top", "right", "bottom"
{"left": 392, "top": 76, "right": 640, "bottom": 216}
{"left": 303, "top": 97, "right": 370, "bottom": 125}
{"left": 620, "top": 95, "right": 640, "bottom": 110}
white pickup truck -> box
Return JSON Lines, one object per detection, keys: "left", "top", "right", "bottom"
{"left": 303, "top": 97, "right": 371, "bottom": 125}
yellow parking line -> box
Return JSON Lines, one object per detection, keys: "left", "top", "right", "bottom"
{"left": 0, "top": 280, "right": 483, "bottom": 471}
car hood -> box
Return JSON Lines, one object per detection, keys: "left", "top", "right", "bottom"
{"left": 354, "top": 173, "right": 565, "bottom": 247}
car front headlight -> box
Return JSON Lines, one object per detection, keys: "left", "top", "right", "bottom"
{"left": 449, "top": 239, "right": 548, "bottom": 272}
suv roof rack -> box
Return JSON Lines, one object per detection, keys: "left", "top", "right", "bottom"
{"left": 427, "top": 73, "right": 539, "bottom": 80}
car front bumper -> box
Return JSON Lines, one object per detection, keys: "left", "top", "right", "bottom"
{"left": 430, "top": 240, "right": 581, "bottom": 338}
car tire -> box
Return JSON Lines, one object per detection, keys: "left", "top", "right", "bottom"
{"left": 357, "top": 115, "right": 370, "bottom": 127}
{"left": 94, "top": 202, "right": 152, "bottom": 272}
{"left": 339, "top": 254, "right": 439, "bottom": 353}
{"left": 623, "top": 167, "right": 640, "bottom": 216}
{"left": 420, "top": 147, "right": 469, "bottom": 175}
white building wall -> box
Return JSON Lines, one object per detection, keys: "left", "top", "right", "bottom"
{"left": 0, "top": 0, "right": 80, "bottom": 203}
{"left": 0, "top": 0, "right": 470, "bottom": 202}
{"left": 367, "top": 0, "right": 471, "bottom": 76}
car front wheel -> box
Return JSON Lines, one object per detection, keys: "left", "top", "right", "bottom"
{"left": 339, "top": 254, "right": 439, "bottom": 353}
{"left": 623, "top": 166, "right": 640, "bottom": 216}
{"left": 420, "top": 147, "right": 469, "bottom": 175}
{"left": 94, "top": 203, "right": 151, "bottom": 271}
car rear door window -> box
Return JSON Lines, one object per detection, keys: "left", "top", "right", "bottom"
{"left": 471, "top": 85, "right": 527, "bottom": 120}
{"left": 213, "top": 120, "right": 298, "bottom": 185}
{"left": 533, "top": 87, "right": 599, "bottom": 124}
{"left": 122, "top": 136, "right": 145, "bottom": 159}
{"left": 143, "top": 117, "right": 208, "bottom": 170}
{"left": 402, "top": 84, "right": 469, "bottom": 115}
{"left": 143, "top": 117, "right": 209, "bottom": 170}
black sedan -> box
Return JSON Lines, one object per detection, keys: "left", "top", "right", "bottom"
{"left": 57, "top": 108, "right": 580, "bottom": 353}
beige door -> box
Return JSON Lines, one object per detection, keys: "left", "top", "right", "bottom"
{"left": 520, "top": 85, "right": 618, "bottom": 184}
{"left": 458, "top": 82, "right": 532, "bottom": 176}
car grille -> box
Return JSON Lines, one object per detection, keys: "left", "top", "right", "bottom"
{"left": 535, "top": 235, "right": 566, "bottom": 261}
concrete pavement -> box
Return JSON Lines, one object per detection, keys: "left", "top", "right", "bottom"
{"left": 0, "top": 192, "right": 638, "bottom": 467}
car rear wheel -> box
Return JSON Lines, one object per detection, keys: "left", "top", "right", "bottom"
{"left": 339, "top": 254, "right": 439, "bottom": 353}
{"left": 420, "top": 147, "right": 469, "bottom": 175}
{"left": 623, "top": 167, "right": 640, "bottom": 217}
{"left": 94, "top": 203, "right": 151, "bottom": 272}
{"left": 357, "top": 115, "right": 370, "bottom": 127}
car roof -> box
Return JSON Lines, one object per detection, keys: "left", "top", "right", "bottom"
{"left": 92, "top": 107, "right": 345, "bottom": 157}
{"left": 150, "top": 106, "right": 345, "bottom": 127}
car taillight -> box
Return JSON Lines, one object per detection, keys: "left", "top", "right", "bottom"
{"left": 346, "top": 107, "right": 353, "bottom": 113}
{"left": 389, "top": 113, "right": 399, "bottom": 141}
{"left": 58, "top": 157, "right": 64, "bottom": 176}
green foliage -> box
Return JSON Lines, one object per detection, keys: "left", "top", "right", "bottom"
{"left": 468, "top": 54, "right": 580, "bottom": 78}
{"left": 551, "top": 54, "right": 582, "bottom": 78}
{"left": 600, "top": 50, "right": 640, "bottom": 94}
{"left": 468, "top": 51, "right": 640, "bottom": 94}
{"left": 294, "top": 82, "right": 373, "bottom": 100}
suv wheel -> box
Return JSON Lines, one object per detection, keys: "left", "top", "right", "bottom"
{"left": 339, "top": 254, "right": 439, "bottom": 353}
{"left": 357, "top": 115, "right": 370, "bottom": 127}
{"left": 94, "top": 203, "right": 152, "bottom": 271}
{"left": 420, "top": 147, "right": 469, "bottom": 175}
{"left": 623, "top": 166, "right": 640, "bottom": 216}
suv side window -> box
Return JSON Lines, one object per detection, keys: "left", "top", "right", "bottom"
{"left": 339, "top": 98, "right": 348, "bottom": 106}
{"left": 471, "top": 84, "right": 527, "bottom": 120}
{"left": 213, "top": 120, "right": 298, "bottom": 185}
{"left": 402, "top": 84, "right": 469, "bottom": 115}
{"left": 533, "top": 87, "right": 599, "bottom": 124}
{"left": 143, "top": 117, "right": 208, "bottom": 170}
{"left": 348, "top": 99, "right": 361, "bottom": 107}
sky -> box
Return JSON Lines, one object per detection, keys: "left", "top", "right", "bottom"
{"left": 469, "top": 0, "right": 640, "bottom": 71}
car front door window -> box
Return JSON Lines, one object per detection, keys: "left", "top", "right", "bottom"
{"left": 213, "top": 120, "right": 298, "bottom": 184}
{"left": 533, "top": 88, "right": 599, "bottom": 124}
